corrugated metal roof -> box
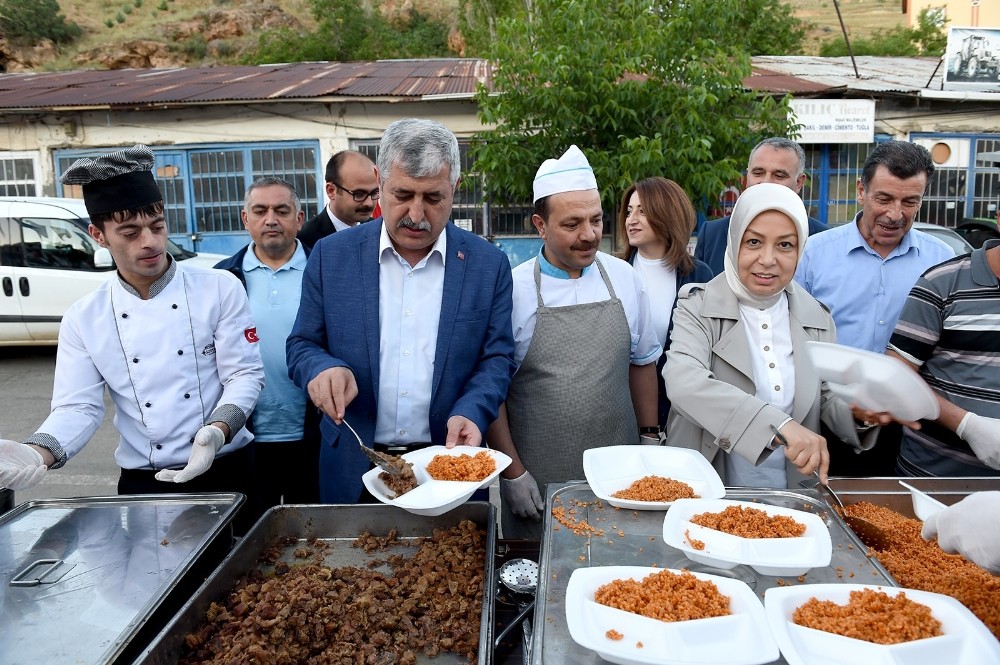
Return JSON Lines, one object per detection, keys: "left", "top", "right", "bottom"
{"left": 746, "top": 56, "right": 944, "bottom": 96}
{"left": 0, "top": 55, "right": 995, "bottom": 112}
{"left": 0, "top": 58, "right": 492, "bottom": 110}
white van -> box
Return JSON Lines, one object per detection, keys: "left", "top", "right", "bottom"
{"left": 0, "top": 197, "right": 226, "bottom": 345}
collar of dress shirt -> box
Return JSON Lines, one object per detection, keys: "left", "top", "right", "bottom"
{"left": 377, "top": 219, "right": 447, "bottom": 268}
{"left": 327, "top": 203, "right": 354, "bottom": 233}
{"left": 537, "top": 246, "right": 594, "bottom": 279}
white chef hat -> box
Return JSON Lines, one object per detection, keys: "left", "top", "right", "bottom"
{"left": 532, "top": 145, "right": 598, "bottom": 203}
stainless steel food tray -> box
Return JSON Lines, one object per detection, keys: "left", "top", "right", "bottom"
{"left": 530, "top": 483, "right": 896, "bottom": 665}
{"left": 134, "top": 502, "right": 497, "bottom": 665}
{"left": 822, "top": 476, "right": 999, "bottom": 517}
{"left": 0, "top": 493, "right": 242, "bottom": 665}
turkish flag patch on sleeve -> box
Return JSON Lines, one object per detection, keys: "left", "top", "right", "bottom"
{"left": 244, "top": 327, "right": 259, "bottom": 343}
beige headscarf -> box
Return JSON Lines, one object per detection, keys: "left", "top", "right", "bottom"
{"left": 723, "top": 182, "right": 810, "bottom": 309}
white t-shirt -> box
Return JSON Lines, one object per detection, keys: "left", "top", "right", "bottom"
{"left": 632, "top": 254, "right": 677, "bottom": 349}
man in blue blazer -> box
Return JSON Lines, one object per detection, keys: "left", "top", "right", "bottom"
{"left": 286, "top": 118, "right": 516, "bottom": 503}
{"left": 695, "top": 137, "right": 828, "bottom": 276}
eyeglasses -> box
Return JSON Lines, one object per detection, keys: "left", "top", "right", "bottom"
{"left": 331, "top": 181, "right": 379, "bottom": 203}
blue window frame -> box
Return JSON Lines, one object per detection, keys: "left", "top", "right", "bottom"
{"left": 55, "top": 141, "right": 321, "bottom": 253}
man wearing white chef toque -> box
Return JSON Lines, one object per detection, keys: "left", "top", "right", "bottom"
{"left": 488, "top": 145, "right": 662, "bottom": 539}
{"left": 887, "top": 209, "right": 1000, "bottom": 477}
{"left": 0, "top": 145, "right": 264, "bottom": 507}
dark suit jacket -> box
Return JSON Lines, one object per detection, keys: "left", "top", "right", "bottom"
{"left": 695, "top": 214, "right": 829, "bottom": 277}
{"left": 298, "top": 208, "right": 335, "bottom": 250}
{"left": 286, "top": 220, "right": 517, "bottom": 503}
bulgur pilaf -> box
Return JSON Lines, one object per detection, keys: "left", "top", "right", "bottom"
{"left": 793, "top": 588, "right": 942, "bottom": 644}
{"left": 594, "top": 569, "right": 730, "bottom": 622}
{"left": 611, "top": 475, "right": 698, "bottom": 502}
{"left": 425, "top": 451, "right": 496, "bottom": 481}
{"left": 690, "top": 505, "right": 806, "bottom": 538}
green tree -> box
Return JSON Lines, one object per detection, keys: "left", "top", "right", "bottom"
{"left": 820, "top": 8, "right": 948, "bottom": 57}
{"left": 248, "top": 0, "right": 450, "bottom": 65}
{"left": 472, "top": 0, "right": 796, "bottom": 215}
{"left": 0, "top": 0, "right": 81, "bottom": 46}
{"left": 459, "top": 0, "right": 807, "bottom": 57}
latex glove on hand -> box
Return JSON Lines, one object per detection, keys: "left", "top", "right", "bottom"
{"left": 956, "top": 413, "right": 1000, "bottom": 469}
{"left": 921, "top": 491, "right": 1000, "bottom": 573}
{"left": 155, "top": 425, "right": 226, "bottom": 483}
{"left": 0, "top": 439, "right": 47, "bottom": 490}
{"left": 500, "top": 471, "right": 544, "bottom": 520}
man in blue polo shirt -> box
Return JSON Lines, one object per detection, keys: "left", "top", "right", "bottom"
{"left": 215, "top": 177, "right": 318, "bottom": 507}
{"left": 794, "top": 140, "right": 953, "bottom": 476}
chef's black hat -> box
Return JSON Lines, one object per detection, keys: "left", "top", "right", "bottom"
{"left": 60, "top": 145, "right": 162, "bottom": 217}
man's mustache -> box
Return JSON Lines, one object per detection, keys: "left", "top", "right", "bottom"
{"left": 397, "top": 218, "right": 432, "bottom": 231}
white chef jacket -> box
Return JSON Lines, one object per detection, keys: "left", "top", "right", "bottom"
{"left": 31, "top": 261, "right": 264, "bottom": 471}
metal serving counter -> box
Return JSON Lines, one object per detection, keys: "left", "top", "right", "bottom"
{"left": 529, "top": 483, "right": 897, "bottom": 665}
{"left": 0, "top": 493, "right": 242, "bottom": 665}
{"left": 824, "top": 476, "right": 999, "bottom": 516}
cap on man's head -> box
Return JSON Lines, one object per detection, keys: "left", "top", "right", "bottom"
{"left": 60, "top": 145, "right": 162, "bottom": 217}
{"left": 532, "top": 145, "right": 598, "bottom": 203}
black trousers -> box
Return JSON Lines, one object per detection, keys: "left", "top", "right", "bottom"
{"left": 118, "top": 444, "right": 259, "bottom": 535}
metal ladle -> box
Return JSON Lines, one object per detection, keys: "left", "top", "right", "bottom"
{"left": 813, "top": 471, "right": 890, "bottom": 550}
{"left": 494, "top": 558, "right": 538, "bottom": 651}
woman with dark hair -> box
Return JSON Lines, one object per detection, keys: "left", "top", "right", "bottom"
{"left": 617, "top": 177, "right": 712, "bottom": 430}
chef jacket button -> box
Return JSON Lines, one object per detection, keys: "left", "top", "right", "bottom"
{"left": 121, "top": 313, "right": 128, "bottom": 319}
{"left": 184, "top": 393, "right": 190, "bottom": 399}
{"left": 177, "top": 349, "right": 183, "bottom": 355}
{"left": 155, "top": 444, "right": 162, "bottom": 450}
{"left": 145, "top": 402, "right": 151, "bottom": 407}
{"left": 719, "top": 438, "right": 731, "bottom": 450}
{"left": 132, "top": 357, "right": 139, "bottom": 363}
{"left": 172, "top": 304, "right": 178, "bottom": 309}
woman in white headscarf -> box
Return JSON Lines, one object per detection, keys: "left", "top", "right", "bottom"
{"left": 663, "top": 183, "right": 879, "bottom": 489}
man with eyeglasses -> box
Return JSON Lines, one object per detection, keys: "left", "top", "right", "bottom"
{"left": 298, "top": 150, "right": 379, "bottom": 249}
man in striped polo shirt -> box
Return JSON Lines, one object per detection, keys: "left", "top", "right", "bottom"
{"left": 887, "top": 212, "right": 1000, "bottom": 477}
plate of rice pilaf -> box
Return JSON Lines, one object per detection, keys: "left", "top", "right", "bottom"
{"left": 764, "top": 584, "right": 1000, "bottom": 665}
{"left": 663, "top": 498, "right": 832, "bottom": 576}
{"left": 566, "top": 566, "right": 778, "bottom": 665}
{"left": 583, "top": 446, "right": 725, "bottom": 510}
{"left": 361, "top": 445, "right": 510, "bottom": 517}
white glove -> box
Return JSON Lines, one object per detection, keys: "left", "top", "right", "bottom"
{"left": 921, "top": 491, "right": 1000, "bottom": 573}
{"left": 956, "top": 413, "right": 1000, "bottom": 469}
{"left": 500, "top": 471, "right": 544, "bottom": 520}
{"left": 155, "top": 425, "right": 226, "bottom": 484}
{"left": 0, "top": 440, "right": 47, "bottom": 490}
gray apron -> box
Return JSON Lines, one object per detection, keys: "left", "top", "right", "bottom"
{"left": 502, "top": 257, "right": 636, "bottom": 539}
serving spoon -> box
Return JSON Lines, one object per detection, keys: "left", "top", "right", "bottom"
{"left": 768, "top": 424, "right": 890, "bottom": 549}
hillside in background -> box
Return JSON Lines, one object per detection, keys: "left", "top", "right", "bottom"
{"left": 1, "top": 0, "right": 906, "bottom": 72}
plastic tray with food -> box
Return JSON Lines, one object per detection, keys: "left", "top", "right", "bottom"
{"left": 583, "top": 445, "right": 726, "bottom": 510}
{"left": 662, "top": 498, "right": 832, "bottom": 576}
{"left": 361, "top": 445, "right": 511, "bottom": 516}
{"left": 764, "top": 583, "right": 1000, "bottom": 665}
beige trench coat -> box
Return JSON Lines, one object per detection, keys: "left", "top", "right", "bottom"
{"left": 663, "top": 274, "right": 875, "bottom": 487}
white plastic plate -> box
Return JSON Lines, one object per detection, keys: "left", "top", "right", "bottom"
{"left": 764, "top": 583, "right": 1000, "bottom": 665}
{"left": 583, "top": 446, "right": 725, "bottom": 510}
{"left": 662, "top": 498, "right": 832, "bottom": 576}
{"left": 360, "top": 445, "right": 510, "bottom": 517}
{"left": 805, "top": 340, "right": 939, "bottom": 422}
{"left": 565, "top": 566, "right": 778, "bottom": 665}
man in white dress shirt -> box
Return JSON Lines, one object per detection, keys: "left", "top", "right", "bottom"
{"left": 0, "top": 145, "right": 264, "bottom": 512}
{"left": 488, "top": 145, "right": 662, "bottom": 539}
{"left": 286, "top": 119, "right": 516, "bottom": 503}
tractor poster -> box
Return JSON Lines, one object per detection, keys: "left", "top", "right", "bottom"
{"left": 944, "top": 27, "right": 1000, "bottom": 90}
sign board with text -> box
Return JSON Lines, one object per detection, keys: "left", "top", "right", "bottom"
{"left": 789, "top": 99, "right": 875, "bottom": 144}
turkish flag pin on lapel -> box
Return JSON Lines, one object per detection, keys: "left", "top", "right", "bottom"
{"left": 457, "top": 250, "right": 465, "bottom": 260}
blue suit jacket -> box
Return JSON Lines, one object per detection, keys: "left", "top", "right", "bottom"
{"left": 286, "top": 220, "right": 516, "bottom": 503}
{"left": 695, "top": 214, "right": 828, "bottom": 277}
